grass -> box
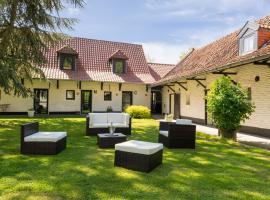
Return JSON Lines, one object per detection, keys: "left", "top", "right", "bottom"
{"left": 0, "top": 116, "right": 270, "bottom": 200}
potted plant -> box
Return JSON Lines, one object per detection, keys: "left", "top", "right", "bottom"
{"left": 206, "top": 76, "right": 255, "bottom": 140}
{"left": 27, "top": 108, "right": 35, "bottom": 117}
{"left": 106, "top": 106, "right": 113, "bottom": 112}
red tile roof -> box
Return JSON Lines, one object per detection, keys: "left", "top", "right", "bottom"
{"left": 57, "top": 45, "right": 78, "bottom": 55}
{"left": 110, "top": 50, "right": 129, "bottom": 60}
{"left": 155, "top": 15, "right": 270, "bottom": 85}
{"left": 148, "top": 63, "right": 175, "bottom": 81}
{"left": 41, "top": 37, "right": 155, "bottom": 84}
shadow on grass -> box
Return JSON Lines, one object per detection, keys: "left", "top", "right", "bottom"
{"left": 0, "top": 117, "right": 270, "bottom": 199}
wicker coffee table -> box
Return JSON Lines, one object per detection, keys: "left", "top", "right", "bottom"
{"left": 97, "top": 133, "right": 127, "bottom": 148}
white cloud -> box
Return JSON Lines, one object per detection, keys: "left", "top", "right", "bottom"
{"left": 144, "top": 0, "right": 270, "bottom": 23}
{"left": 139, "top": 42, "right": 190, "bottom": 64}
{"left": 138, "top": 25, "right": 238, "bottom": 64}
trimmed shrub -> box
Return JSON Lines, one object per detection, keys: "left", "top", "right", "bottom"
{"left": 206, "top": 76, "right": 255, "bottom": 140}
{"left": 125, "top": 105, "right": 151, "bottom": 119}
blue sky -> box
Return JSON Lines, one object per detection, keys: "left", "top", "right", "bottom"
{"left": 62, "top": 0, "right": 270, "bottom": 64}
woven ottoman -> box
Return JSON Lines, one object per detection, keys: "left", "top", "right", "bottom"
{"left": 114, "top": 140, "right": 163, "bottom": 172}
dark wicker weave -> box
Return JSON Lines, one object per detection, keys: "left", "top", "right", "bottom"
{"left": 114, "top": 149, "right": 163, "bottom": 173}
{"left": 159, "top": 123, "right": 196, "bottom": 149}
{"left": 86, "top": 116, "right": 132, "bottom": 136}
{"left": 97, "top": 133, "right": 127, "bottom": 148}
{"left": 21, "top": 122, "right": 66, "bottom": 155}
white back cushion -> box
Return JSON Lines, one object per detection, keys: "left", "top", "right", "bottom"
{"left": 176, "top": 119, "right": 192, "bottom": 125}
{"left": 92, "top": 113, "right": 108, "bottom": 124}
{"left": 108, "top": 113, "right": 124, "bottom": 124}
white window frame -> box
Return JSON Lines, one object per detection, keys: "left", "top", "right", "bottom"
{"left": 239, "top": 32, "right": 258, "bottom": 55}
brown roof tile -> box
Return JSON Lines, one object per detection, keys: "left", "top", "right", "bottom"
{"left": 41, "top": 37, "right": 155, "bottom": 84}
{"left": 148, "top": 63, "right": 175, "bottom": 81}
{"left": 156, "top": 15, "right": 270, "bottom": 85}
{"left": 110, "top": 50, "right": 129, "bottom": 60}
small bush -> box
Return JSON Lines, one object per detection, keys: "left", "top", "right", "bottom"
{"left": 125, "top": 105, "right": 151, "bottom": 119}
{"left": 206, "top": 76, "right": 255, "bottom": 140}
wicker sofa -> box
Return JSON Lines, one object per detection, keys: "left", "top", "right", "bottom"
{"left": 86, "top": 113, "right": 131, "bottom": 136}
{"left": 20, "top": 122, "right": 67, "bottom": 155}
{"left": 158, "top": 119, "right": 196, "bottom": 149}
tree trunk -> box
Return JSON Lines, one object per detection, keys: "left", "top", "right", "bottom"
{"left": 219, "top": 129, "right": 236, "bottom": 140}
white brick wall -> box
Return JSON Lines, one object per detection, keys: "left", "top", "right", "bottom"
{"left": 162, "top": 63, "right": 270, "bottom": 130}
{"left": 0, "top": 80, "right": 151, "bottom": 113}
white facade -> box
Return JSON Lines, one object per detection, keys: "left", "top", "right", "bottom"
{"left": 161, "top": 63, "right": 270, "bottom": 135}
{"left": 0, "top": 80, "right": 151, "bottom": 113}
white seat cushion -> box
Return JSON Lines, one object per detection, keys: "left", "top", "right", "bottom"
{"left": 92, "top": 123, "right": 110, "bottom": 128}
{"left": 115, "top": 140, "right": 163, "bottom": 155}
{"left": 24, "top": 132, "right": 67, "bottom": 142}
{"left": 159, "top": 130, "right": 168, "bottom": 137}
{"left": 176, "top": 119, "right": 192, "bottom": 125}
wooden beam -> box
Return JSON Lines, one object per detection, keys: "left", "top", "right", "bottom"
{"left": 56, "top": 80, "right": 59, "bottom": 89}
{"left": 165, "top": 85, "right": 175, "bottom": 93}
{"left": 212, "top": 71, "right": 237, "bottom": 75}
{"left": 187, "top": 78, "right": 206, "bottom": 81}
{"left": 231, "top": 80, "right": 237, "bottom": 85}
{"left": 175, "top": 82, "right": 187, "bottom": 91}
{"left": 195, "top": 80, "right": 206, "bottom": 89}
{"left": 254, "top": 61, "right": 270, "bottom": 67}
{"left": 101, "top": 82, "right": 103, "bottom": 90}
{"left": 119, "top": 83, "right": 122, "bottom": 91}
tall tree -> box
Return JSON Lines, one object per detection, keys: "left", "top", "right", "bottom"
{"left": 0, "top": 0, "right": 84, "bottom": 97}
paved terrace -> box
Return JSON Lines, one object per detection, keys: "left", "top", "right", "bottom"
{"left": 195, "top": 124, "right": 270, "bottom": 150}
{"left": 153, "top": 115, "right": 270, "bottom": 150}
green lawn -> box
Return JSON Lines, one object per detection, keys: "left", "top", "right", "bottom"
{"left": 0, "top": 117, "right": 270, "bottom": 200}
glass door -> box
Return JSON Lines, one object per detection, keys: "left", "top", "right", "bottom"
{"left": 34, "top": 89, "right": 48, "bottom": 114}
{"left": 81, "top": 90, "right": 92, "bottom": 114}
{"left": 151, "top": 91, "right": 162, "bottom": 114}
{"left": 122, "top": 91, "right": 133, "bottom": 111}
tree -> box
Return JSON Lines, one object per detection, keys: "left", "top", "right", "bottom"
{"left": 0, "top": 0, "right": 84, "bottom": 97}
{"left": 206, "top": 76, "right": 255, "bottom": 140}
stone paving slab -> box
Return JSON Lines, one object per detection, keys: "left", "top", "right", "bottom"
{"left": 195, "top": 124, "right": 270, "bottom": 150}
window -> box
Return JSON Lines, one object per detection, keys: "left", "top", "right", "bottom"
{"left": 113, "top": 59, "right": 125, "bottom": 74}
{"left": 104, "top": 91, "right": 112, "bottom": 101}
{"left": 243, "top": 35, "right": 255, "bottom": 53}
{"left": 239, "top": 33, "right": 257, "bottom": 55}
{"left": 186, "top": 94, "right": 190, "bottom": 105}
{"left": 66, "top": 90, "right": 75, "bottom": 100}
{"left": 60, "top": 54, "right": 75, "bottom": 70}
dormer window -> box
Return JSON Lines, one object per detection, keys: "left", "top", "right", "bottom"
{"left": 109, "top": 50, "right": 128, "bottom": 74}
{"left": 113, "top": 59, "right": 125, "bottom": 73}
{"left": 238, "top": 21, "right": 259, "bottom": 55}
{"left": 57, "top": 45, "right": 78, "bottom": 71}
{"left": 60, "top": 54, "right": 75, "bottom": 70}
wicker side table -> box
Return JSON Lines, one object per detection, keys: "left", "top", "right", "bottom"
{"left": 97, "top": 133, "right": 127, "bottom": 148}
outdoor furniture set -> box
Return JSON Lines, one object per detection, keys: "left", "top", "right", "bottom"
{"left": 20, "top": 113, "right": 196, "bottom": 173}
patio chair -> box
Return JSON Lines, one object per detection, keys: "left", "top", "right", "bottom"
{"left": 158, "top": 119, "right": 196, "bottom": 149}
{"left": 20, "top": 122, "right": 67, "bottom": 155}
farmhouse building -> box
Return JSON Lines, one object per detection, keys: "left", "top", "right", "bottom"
{"left": 1, "top": 15, "right": 270, "bottom": 137}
